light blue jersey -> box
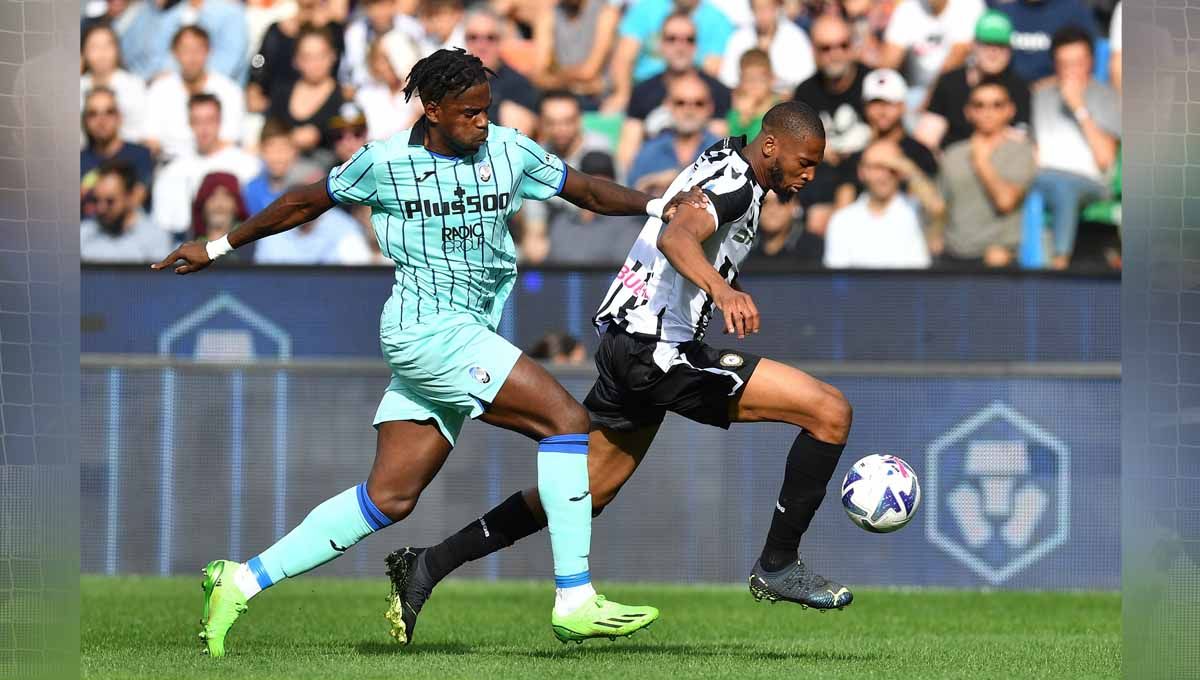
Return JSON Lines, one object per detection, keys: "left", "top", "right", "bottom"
{"left": 327, "top": 119, "right": 568, "bottom": 332}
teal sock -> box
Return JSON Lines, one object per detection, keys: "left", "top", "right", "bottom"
{"left": 246, "top": 483, "right": 392, "bottom": 590}
{"left": 537, "top": 434, "right": 591, "bottom": 588}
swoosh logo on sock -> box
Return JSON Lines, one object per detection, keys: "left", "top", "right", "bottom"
{"left": 569, "top": 491, "right": 591, "bottom": 502}
{"left": 330, "top": 539, "right": 349, "bottom": 553}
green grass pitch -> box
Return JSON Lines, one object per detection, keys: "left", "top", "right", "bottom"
{"left": 82, "top": 576, "right": 1119, "bottom": 679}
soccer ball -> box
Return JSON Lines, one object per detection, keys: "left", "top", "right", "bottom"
{"left": 840, "top": 454, "right": 920, "bottom": 533}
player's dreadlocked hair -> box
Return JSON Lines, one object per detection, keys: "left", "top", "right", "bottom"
{"left": 402, "top": 48, "right": 495, "bottom": 104}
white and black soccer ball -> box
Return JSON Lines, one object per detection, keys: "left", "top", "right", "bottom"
{"left": 841, "top": 454, "right": 920, "bottom": 533}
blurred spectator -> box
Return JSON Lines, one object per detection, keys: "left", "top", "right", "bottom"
{"left": 245, "top": 0, "right": 303, "bottom": 72}
{"left": 543, "top": 151, "right": 647, "bottom": 266}
{"left": 1031, "top": 26, "right": 1119, "bottom": 269}
{"left": 990, "top": 0, "right": 1098, "bottom": 83}
{"left": 726, "top": 49, "right": 779, "bottom": 143}
{"left": 608, "top": 0, "right": 735, "bottom": 112}
{"left": 745, "top": 191, "right": 811, "bottom": 264}
{"left": 934, "top": 78, "right": 1036, "bottom": 267}
{"left": 793, "top": 15, "right": 870, "bottom": 165}
{"left": 144, "top": 26, "right": 246, "bottom": 161}
{"left": 81, "top": 23, "right": 147, "bottom": 143}
{"left": 83, "top": 0, "right": 158, "bottom": 80}
{"left": 1108, "top": 2, "right": 1120, "bottom": 94}
{"left": 153, "top": 94, "right": 263, "bottom": 235}
{"left": 916, "top": 10, "right": 1031, "bottom": 150}
{"left": 330, "top": 104, "right": 372, "bottom": 165}
{"left": 628, "top": 73, "right": 722, "bottom": 194}
{"left": 408, "top": 0, "right": 467, "bottom": 56}
{"left": 519, "top": 93, "right": 615, "bottom": 263}
{"left": 191, "top": 172, "right": 254, "bottom": 262}
{"left": 254, "top": 181, "right": 368, "bottom": 264}
{"left": 356, "top": 38, "right": 423, "bottom": 140}
{"left": 243, "top": 118, "right": 324, "bottom": 215}
{"left": 152, "top": 0, "right": 250, "bottom": 83}
{"left": 266, "top": 27, "right": 346, "bottom": 156}
{"left": 823, "top": 140, "right": 937, "bottom": 269}
{"left": 841, "top": 0, "right": 892, "bottom": 68}
{"left": 718, "top": 0, "right": 815, "bottom": 92}
{"left": 792, "top": 15, "right": 870, "bottom": 238}
{"left": 529, "top": 331, "right": 588, "bottom": 365}
{"left": 880, "top": 0, "right": 984, "bottom": 107}
{"left": 616, "top": 13, "right": 731, "bottom": 173}
{"left": 834, "top": 69, "right": 938, "bottom": 208}
{"left": 81, "top": 88, "right": 153, "bottom": 217}
{"left": 460, "top": 7, "right": 539, "bottom": 135}
{"left": 342, "top": 0, "right": 419, "bottom": 91}
{"left": 528, "top": 0, "right": 622, "bottom": 106}
{"left": 248, "top": 0, "right": 346, "bottom": 113}
{"left": 80, "top": 161, "right": 169, "bottom": 263}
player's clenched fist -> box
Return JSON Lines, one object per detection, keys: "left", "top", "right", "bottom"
{"left": 713, "top": 285, "right": 760, "bottom": 339}
{"left": 151, "top": 241, "right": 211, "bottom": 275}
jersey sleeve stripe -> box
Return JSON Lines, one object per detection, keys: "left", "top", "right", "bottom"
{"left": 554, "top": 165, "right": 568, "bottom": 195}
{"left": 522, "top": 170, "right": 559, "bottom": 192}
{"left": 326, "top": 174, "right": 340, "bottom": 203}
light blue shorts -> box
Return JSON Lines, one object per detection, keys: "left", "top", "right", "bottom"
{"left": 373, "top": 312, "right": 522, "bottom": 446}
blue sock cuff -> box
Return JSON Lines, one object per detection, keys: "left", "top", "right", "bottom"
{"left": 555, "top": 570, "right": 591, "bottom": 588}
{"left": 247, "top": 556, "right": 274, "bottom": 590}
{"left": 356, "top": 483, "right": 393, "bottom": 531}
{"left": 539, "top": 433, "right": 589, "bottom": 454}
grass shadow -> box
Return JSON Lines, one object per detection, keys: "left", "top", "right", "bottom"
{"left": 501, "top": 643, "right": 879, "bottom": 662}
{"left": 355, "top": 641, "right": 475, "bottom": 656}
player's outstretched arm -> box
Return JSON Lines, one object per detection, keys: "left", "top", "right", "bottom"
{"left": 151, "top": 179, "right": 335, "bottom": 275}
{"left": 556, "top": 166, "right": 706, "bottom": 219}
{"left": 657, "top": 203, "right": 760, "bottom": 339}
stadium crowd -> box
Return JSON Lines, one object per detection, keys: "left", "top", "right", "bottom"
{"left": 80, "top": 0, "right": 1122, "bottom": 271}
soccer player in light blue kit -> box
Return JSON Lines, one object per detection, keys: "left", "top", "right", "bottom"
{"left": 153, "top": 48, "right": 705, "bottom": 655}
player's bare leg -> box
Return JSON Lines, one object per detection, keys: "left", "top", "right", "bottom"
{"left": 731, "top": 358, "right": 855, "bottom": 610}
{"left": 202, "top": 419, "right": 451, "bottom": 657}
{"left": 387, "top": 422, "right": 660, "bottom": 644}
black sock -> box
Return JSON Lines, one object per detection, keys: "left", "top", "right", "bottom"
{"left": 423, "top": 491, "right": 547, "bottom": 584}
{"left": 759, "top": 433, "right": 845, "bottom": 572}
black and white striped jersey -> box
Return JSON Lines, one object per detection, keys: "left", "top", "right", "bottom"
{"left": 593, "top": 136, "right": 765, "bottom": 344}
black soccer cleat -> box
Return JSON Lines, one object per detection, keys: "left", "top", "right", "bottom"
{"left": 384, "top": 546, "right": 437, "bottom": 645}
{"left": 748, "top": 556, "right": 853, "bottom": 611}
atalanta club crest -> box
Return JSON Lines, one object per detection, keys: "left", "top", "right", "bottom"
{"left": 719, "top": 353, "right": 744, "bottom": 368}
{"left": 470, "top": 366, "right": 491, "bottom": 384}
{"left": 478, "top": 163, "right": 492, "bottom": 182}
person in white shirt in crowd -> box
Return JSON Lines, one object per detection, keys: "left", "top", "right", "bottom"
{"left": 153, "top": 94, "right": 263, "bottom": 236}
{"left": 144, "top": 25, "right": 246, "bottom": 161}
{"left": 1030, "top": 25, "right": 1120, "bottom": 270}
{"left": 824, "top": 139, "right": 941, "bottom": 269}
{"left": 80, "top": 161, "right": 170, "bottom": 263}
{"left": 253, "top": 172, "right": 368, "bottom": 265}
{"left": 82, "top": 0, "right": 158, "bottom": 80}
{"left": 356, "top": 36, "right": 423, "bottom": 140}
{"left": 398, "top": 0, "right": 466, "bottom": 57}
{"left": 718, "top": 0, "right": 815, "bottom": 92}
{"left": 880, "top": 0, "right": 985, "bottom": 116}
{"left": 341, "top": 0, "right": 419, "bottom": 92}
{"left": 80, "top": 23, "right": 147, "bottom": 144}
{"left": 518, "top": 91, "right": 616, "bottom": 264}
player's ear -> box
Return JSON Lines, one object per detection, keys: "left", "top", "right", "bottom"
{"left": 761, "top": 134, "right": 776, "bottom": 159}
{"left": 424, "top": 100, "right": 441, "bottom": 125}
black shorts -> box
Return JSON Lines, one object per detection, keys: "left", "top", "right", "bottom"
{"left": 583, "top": 326, "right": 763, "bottom": 432}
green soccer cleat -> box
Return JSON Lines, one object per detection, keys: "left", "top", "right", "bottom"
{"left": 550, "top": 594, "right": 660, "bottom": 644}
{"left": 199, "top": 559, "right": 248, "bottom": 658}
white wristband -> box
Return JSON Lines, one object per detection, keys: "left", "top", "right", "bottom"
{"left": 205, "top": 235, "right": 234, "bottom": 261}
{"left": 646, "top": 197, "right": 666, "bottom": 219}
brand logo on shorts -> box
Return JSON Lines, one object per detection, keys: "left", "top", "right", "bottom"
{"left": 719, "top": 353, "right": 744, "bottom": 368}
{"left": 478, "top": 163, "right": 492, "bottom": 182}
{"left": 469, "top": 366, "right": 491, "bottom": 384}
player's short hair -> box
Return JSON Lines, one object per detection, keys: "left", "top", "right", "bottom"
{"left": 1050, "top": 24, "right": 1093, "bottom": 57}
{"left": 739, "top": 48, "right": 771, "bottom": 72}
{"left": 402, "top": 47, "right": 495, "bottom": 104}
{"left": 538, "top": 89, "right": 580, "bottom": 113}
{"left": 97, "top": 159, "right": 138, "bottom": 193}
{"left": 172, "top": 24, "right": 210, "bottom": 50}
{"left": 260, "top": 117, "right": 294, "bottom": 143}
{"left": 761, "top": 100, "right": 825, "bottom": 142}
{"left": 188, "top": 92, "right": 222, "bottom": 115}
